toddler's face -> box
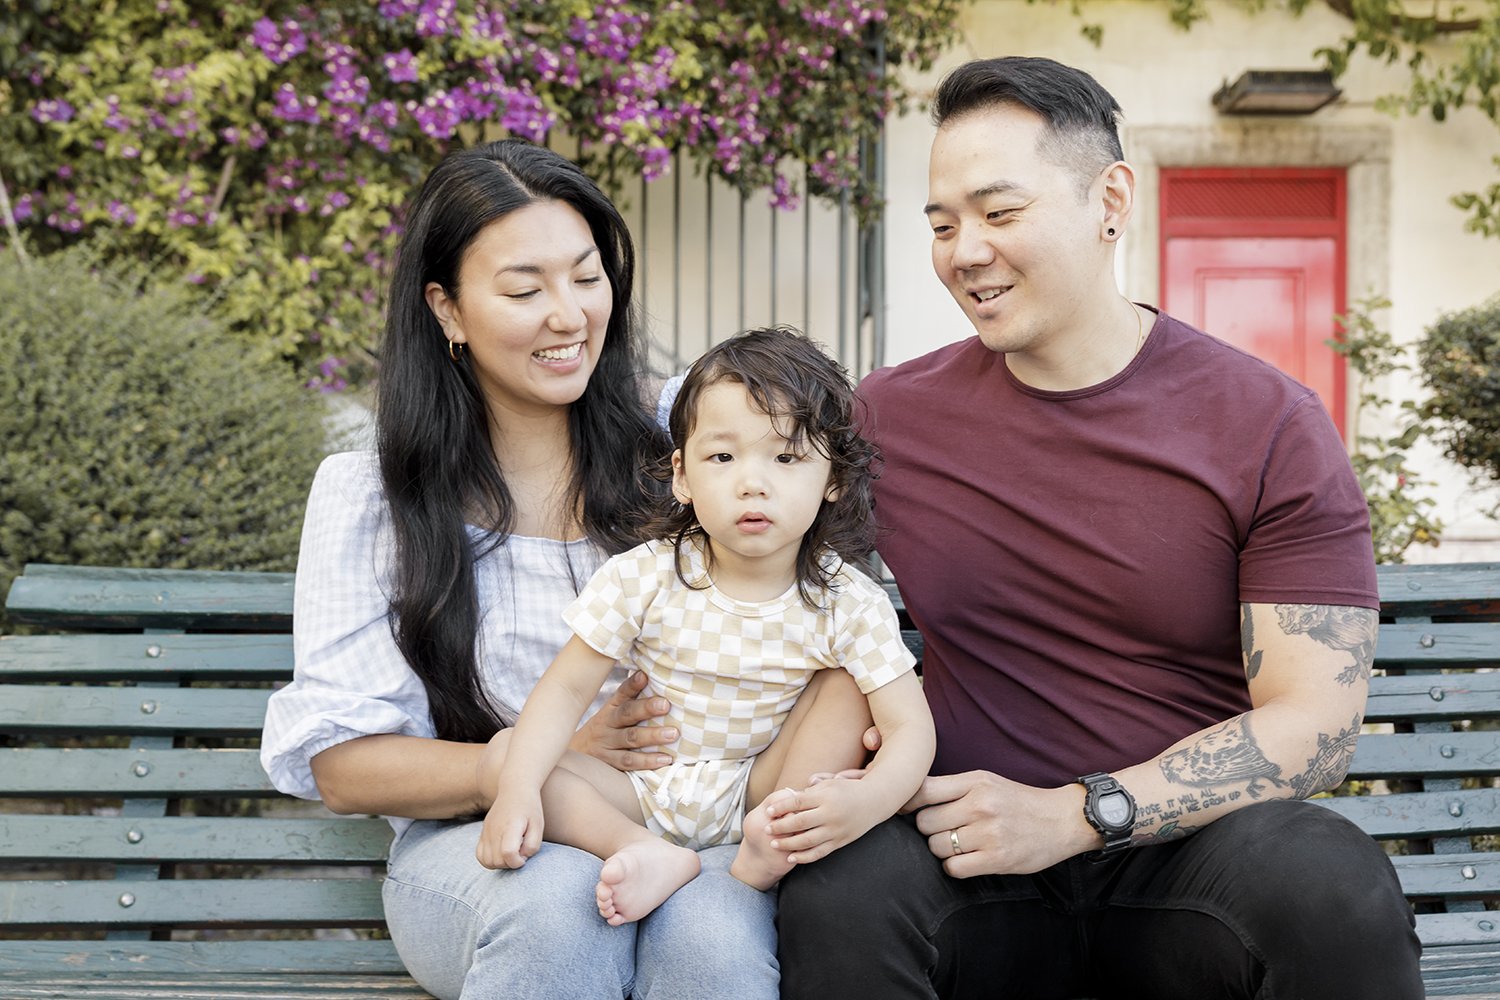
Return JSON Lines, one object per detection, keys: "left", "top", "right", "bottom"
{"left": 672, "top": 382, "right": 837, "bottom": 584}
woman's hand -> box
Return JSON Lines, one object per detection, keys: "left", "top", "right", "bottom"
{"left": 570, "top": 670, "right": 678, "bottom": 770}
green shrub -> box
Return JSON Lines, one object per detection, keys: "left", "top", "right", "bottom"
{"left": 0, "top": 245, "right": 326, "bottom": 627}
{"left": 1419, "top": 295, "right": 1500, "bottom": 491}
{"left": 1329, "top": 297, "right": 1442, "bottom": 563}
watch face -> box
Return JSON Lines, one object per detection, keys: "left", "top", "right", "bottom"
{"left": 1097, "top": 791, "right": 1133, "bottom": 829}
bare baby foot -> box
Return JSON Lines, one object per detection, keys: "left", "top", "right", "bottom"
{"left": 729, "top": 788, "right": 798, "bottom": 891}
{"left": 595, "top": 839, "right": 702, "bottom": 926}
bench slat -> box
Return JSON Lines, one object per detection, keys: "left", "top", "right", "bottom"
{"left": 1348, "top": 732, "right": 1500, "bottom": 779}
{"left": 1416, "top": 912, "right": 1500, "bottom": 948}
{"left": 1374, "top": 623, "right": 1500, "bottom": 669}
{"left": 5, "top": 564, "right": 294, "bottom": 632}
{"left": 892, "top": 627, "right": 1499, "bottom": 682}
{"left": 0, "top": 977, "right": 431, "bottom": 999}
{"left": 1378, "top": 563, "right": 1500, "bottom": 620}
{"left": 0, "top": 748, "right": 277, "bottom": 797}
{"left": 0, "top": 940, "right": 409, "bottom": 976}
{"left": 1391, "top": 853, "right": 1500, "bottom": 898}
{"left": 0, "top": 878, "right": 387, "bottom": 928}
{"left": 0, "top": 815, "right": 392, "bottom": 863}
{"left": 11, "top": 561, "right": 1493, "bottom": 630}
{"left": 1364, "top": 673, "right": 1500, "bottom": 724}
{"left": 0, "top": 633, "right": 292, "bottom": 680}
{"left": 1313, "top": 788, "right": 1500, "bottom": 839}
{"left": 0, "top": 684, "right": 269, "bottom": 735}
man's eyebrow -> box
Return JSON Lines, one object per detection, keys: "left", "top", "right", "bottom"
{"left": 498, "top": 246, "right": 600, "bottom": 276}
{"left": 923, "top": 180, "right": 1025, "bottom": 216}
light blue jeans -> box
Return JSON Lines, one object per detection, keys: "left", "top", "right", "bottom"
{"left": 383, "top": 818, "right": 779, "bottom": 1000}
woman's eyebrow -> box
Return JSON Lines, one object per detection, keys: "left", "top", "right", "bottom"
{"left": 498, "top": 246, "right": 600, "bottom": 276}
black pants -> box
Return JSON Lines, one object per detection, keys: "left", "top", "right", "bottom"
{"left": 778, "top": 800, "right": 1422, "bottom": 1000}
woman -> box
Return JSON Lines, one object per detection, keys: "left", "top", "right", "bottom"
{"left": 261, "top": 139, "right": 779, "bottom": 1000}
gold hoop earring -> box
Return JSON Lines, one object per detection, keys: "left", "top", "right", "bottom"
{"left": 448, "top": 340, "right": 465, "bottom": 362}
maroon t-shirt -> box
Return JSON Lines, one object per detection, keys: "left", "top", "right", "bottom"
{"left": 858, "top": 309, "right": 1378, "bottom": 788}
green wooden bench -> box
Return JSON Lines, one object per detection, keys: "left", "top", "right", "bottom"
{"left": 1, "top": 560, "right": 1498, "bottom": 997}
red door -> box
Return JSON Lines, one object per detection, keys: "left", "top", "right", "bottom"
{"left": 1159, "top": 170, "right": 1347, "bottom": 437}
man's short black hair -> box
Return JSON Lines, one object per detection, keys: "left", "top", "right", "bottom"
{"left": 932, "top": 56, "right": 1125, "bottom": 189}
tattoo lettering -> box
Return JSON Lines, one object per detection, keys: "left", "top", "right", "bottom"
{"left": 1134, "top": 788, "right": 1242, "bottom": 845}
{"left": 1274, "top": 604, "right": 1378, "bottom": 687}
{"left": 1241, "top": 604, "right": 1264, "bottom": 681}
{"left": 1290, "top": 713, "right": 1362, "bottom": 798}
{"left": 1159, "top": 714, "right": 1285, "bottom": 798}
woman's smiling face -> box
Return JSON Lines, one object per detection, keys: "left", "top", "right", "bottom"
{"left": 426, "top": 198, "right": 612, "bottom": 419}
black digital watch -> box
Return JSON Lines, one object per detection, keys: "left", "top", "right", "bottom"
{"left": 1077, "top": 771, "right": 1136, "bottom": 859}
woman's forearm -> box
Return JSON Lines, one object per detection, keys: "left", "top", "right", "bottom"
{"left": 310, "top": 733, "right": 488, "bottom": 818}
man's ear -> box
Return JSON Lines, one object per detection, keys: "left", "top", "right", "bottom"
{"left": 1098, "top": 159, "right": 1136, "bottom": 243}
{"left": 424, "top": 282, "right": 465, "bottom": 344}
{"left": 671, "top": 450, "right": 692, "bottom": 505}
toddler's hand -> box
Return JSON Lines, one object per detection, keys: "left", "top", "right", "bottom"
{"left": 760, "top": 776, "right": 884, "bottom": 865}
{"left": 477, "top": 787, "right": 543, "bottom": 870}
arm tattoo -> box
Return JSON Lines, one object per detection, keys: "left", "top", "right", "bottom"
{"left": 1240, "top": 605, "right": 1264, "bottom": 681}
{"left": 1159, "top": 714, "right": 1285, "bottom": 798}
{"left": 1274, "top": 604, "right": 1378, "bottom": 687}
{"left": 1290, "top": 712, "right": 1362, "bottom": 798}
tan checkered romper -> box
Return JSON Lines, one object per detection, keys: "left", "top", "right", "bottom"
{"left": 564, "top": 537, "right": 916, "bottom": 850}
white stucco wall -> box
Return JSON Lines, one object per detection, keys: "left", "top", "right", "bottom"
{"left": 880, "top": 0, "right": 1500, "bottom": 559}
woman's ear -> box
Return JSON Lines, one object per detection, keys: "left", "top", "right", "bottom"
{"left": 671, "top": 450, "right": 692, "bottom": 505}
{"left": 824, "top": 480, "right": 842, "bottom": 504}
{"left": 424, "top": 282, "right": 465, "bottom": 344}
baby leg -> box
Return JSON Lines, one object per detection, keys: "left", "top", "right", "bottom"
{"left": 545, "top": 752, "right": 703, "bottom": 926}
{"left": 731, "top": 669, "right": 873, "bottom": 889}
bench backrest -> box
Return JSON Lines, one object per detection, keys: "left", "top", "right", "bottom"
{"left": 0, "top": 565, "right": 403, "bottom": 978}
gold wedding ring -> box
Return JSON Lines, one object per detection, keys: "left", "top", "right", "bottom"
{"left": 949, "top": 829, "right": 964, "bottom": 856}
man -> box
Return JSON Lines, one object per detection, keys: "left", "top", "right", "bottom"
{"left": 775, "top": 56, "right": 1422, "bottom": 998}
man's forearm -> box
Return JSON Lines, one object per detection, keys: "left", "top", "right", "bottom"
{"left": 1112, "top": 602, "right": 1375, "bottom": 846}
{"left": 1118, "top": 704, "right": 1362, "bottom": 846}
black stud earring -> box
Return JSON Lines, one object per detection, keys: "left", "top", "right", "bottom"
{"left": 1107, "top": 227, "right": 1116, "bottom": 237}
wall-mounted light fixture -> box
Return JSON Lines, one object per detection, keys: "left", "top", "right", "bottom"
{"left": 1212, "top": 70, "right": 1342, "bottom": 115}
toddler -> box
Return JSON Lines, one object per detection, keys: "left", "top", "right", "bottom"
{"left": 479, "top": 326, "right": 935, "bottom": 925}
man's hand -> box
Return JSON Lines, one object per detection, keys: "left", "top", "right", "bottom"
{"left": 570, "top": 670, "right": 678, "bottom": 770}
{"left": 906, "top": 771, "right": 1094, "bottom": 877}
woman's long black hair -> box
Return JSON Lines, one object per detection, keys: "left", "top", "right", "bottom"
{"left": 376, "top": 139, "right": 667, "bottom": 744}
